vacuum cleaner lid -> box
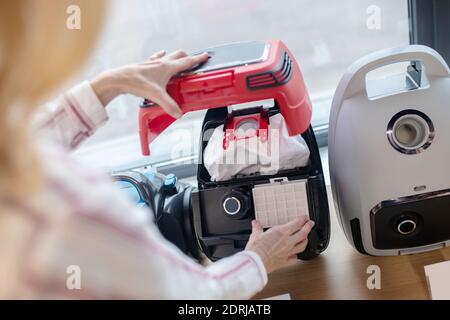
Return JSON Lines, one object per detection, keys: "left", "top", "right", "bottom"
{"left": 181, "top": 41, "right": 270, "bottom": 75}
{"left": 138, "top": 39, "right": 312, "bottom": 156}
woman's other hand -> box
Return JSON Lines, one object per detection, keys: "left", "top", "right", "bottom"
{"left": 245, "top": 216, "right": 315, "bottom": 274}
{"left": 90, "top": 50, "right": 209, "bottom": 118}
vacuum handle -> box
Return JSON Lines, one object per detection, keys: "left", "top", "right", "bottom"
{"left": 342, "top": 45, "right": 450, "bottom": 99}
{"left": 139, "top": 107, "right": 177, "bottom": 156}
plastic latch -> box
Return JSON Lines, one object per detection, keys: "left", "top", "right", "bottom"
{"left": 268, "top": 177, "right": 289, "bottom": 184}
{"left": 179, "top": 71, "right": 234, "bottom": 94}
{"left": 222, "top": 108, "right": 269, "bottom": 150}
{"left": 163, "top": 173, "right": 178, "bottom": 195}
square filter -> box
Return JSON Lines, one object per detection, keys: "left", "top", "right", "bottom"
{"left": 252, "top": 178, "right": 310, "bottom": 227}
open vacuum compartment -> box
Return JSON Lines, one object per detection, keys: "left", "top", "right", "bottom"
{"left": 192, "top": 107, "right": 330, "bottom": 261}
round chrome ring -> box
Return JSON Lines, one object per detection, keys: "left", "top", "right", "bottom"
{"left": 387, "top": 109, "right": 434, "bottom": 155}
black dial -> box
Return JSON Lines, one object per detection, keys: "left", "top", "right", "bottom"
{"left": 222, "top": 189, "right": 252, "bottom": 220}
{"left": 223, "top": 196, "right": 241, "bottom": 216}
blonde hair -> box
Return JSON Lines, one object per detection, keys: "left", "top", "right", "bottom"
{"left": 0, "top": 0, "right": 105, "bottom": 198}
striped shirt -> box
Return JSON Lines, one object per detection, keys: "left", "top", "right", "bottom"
{"left": 0, "top": 81, "right": 267, "bottom": 299}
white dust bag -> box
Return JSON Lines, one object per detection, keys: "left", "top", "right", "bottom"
{"left": 203, "top": 113, "right": 310, "bottom": 181}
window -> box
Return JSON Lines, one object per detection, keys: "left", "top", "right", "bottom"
{"left": 74, "top": 0, "right": 409, "bottom": 172}
{"left": 409, "top": 0, "right": 450, "bottom": 64}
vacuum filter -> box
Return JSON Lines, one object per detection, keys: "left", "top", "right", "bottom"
{"left": 253, "top": 178, "right": 310, "bottom": 227}
{"left": 329, "top": 45, "right": 450, "bottom": 256}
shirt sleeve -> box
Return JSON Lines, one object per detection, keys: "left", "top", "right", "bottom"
{"left": 138, "top": 223, "right": 269, "bottom": 299}
{"left": 26, "top": 82, "right": 268, "bottom": 299}
{"left": 24, "top": 164, "right": 268, "bottom": 300}
{"left": 34, "top": 81, "right": 108, "bottom": 150}
{"left": 27, "top": 213, "right": 268, "bottom": 299}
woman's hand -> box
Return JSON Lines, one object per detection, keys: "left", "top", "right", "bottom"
{"left": 245, "top": 216, "right": 315, "bottom": 274}
{"left": 90, "top": 50, "right": 209, "bottom": 118}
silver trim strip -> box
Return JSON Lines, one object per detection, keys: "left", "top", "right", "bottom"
{"left": 398, "top": 242, "right": 446, "bottom": 255}
{"left": 370, "top": 188, "right": 450, "bottom": 215}
{"left": 180, "top": 41, "right": 271, "bottom": 75}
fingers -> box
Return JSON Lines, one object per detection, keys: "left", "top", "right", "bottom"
{"left": 286, "top": 255, "right": 298, "bottom": 267}
{"left": 148, "top": 50, "right": 166, "bottom": 61}
{"left": 248, "top": 220, "right": 263, "bottom": 242}
{"left": 148, "top": 49, "right": 188, "bottom": 62}
{"left": 148, "top": 90, "right": 182, "bottom": 119}
{"left": 165, "top": 50, "right": 189, "bottom": 60}
{"left": 170, "top": 52, "right": 209, "bottom": 74}
{"left": 252, "top": 220, "right": 264, "bottom": 235}
{"left": 282, "top": 215, "right": 309, "bottom": 235}
{"left": 290, "top": 239, "right": 309, "bottom": 255}
{"left": 291, "top": 220, "right": 315, "bottom": 244}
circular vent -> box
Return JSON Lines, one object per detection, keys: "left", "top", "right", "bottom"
{"left": 387, "top": 109, "right": 434, "bottom": 154}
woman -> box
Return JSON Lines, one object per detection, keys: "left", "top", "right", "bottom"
{"left": 0, "top": 0, "right": 314, "bottom": 299}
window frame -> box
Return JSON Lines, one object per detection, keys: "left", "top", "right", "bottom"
{"left": 408, "top": 0, "right": 450, "bottom": 65}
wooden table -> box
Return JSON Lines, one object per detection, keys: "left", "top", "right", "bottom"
{"left": 255, "top": 187, "right": 450, "bottom": 300}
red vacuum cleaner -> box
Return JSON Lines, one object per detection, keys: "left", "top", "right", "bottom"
{"left": 138, "top": 40, "right": 312, "bottom": 155}
{"left": 131, "top": 40, "right": 330, "bottom": 261}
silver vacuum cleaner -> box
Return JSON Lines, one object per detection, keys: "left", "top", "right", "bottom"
{"left": 329, "top": 45, "right": 450, "bottom": 256}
